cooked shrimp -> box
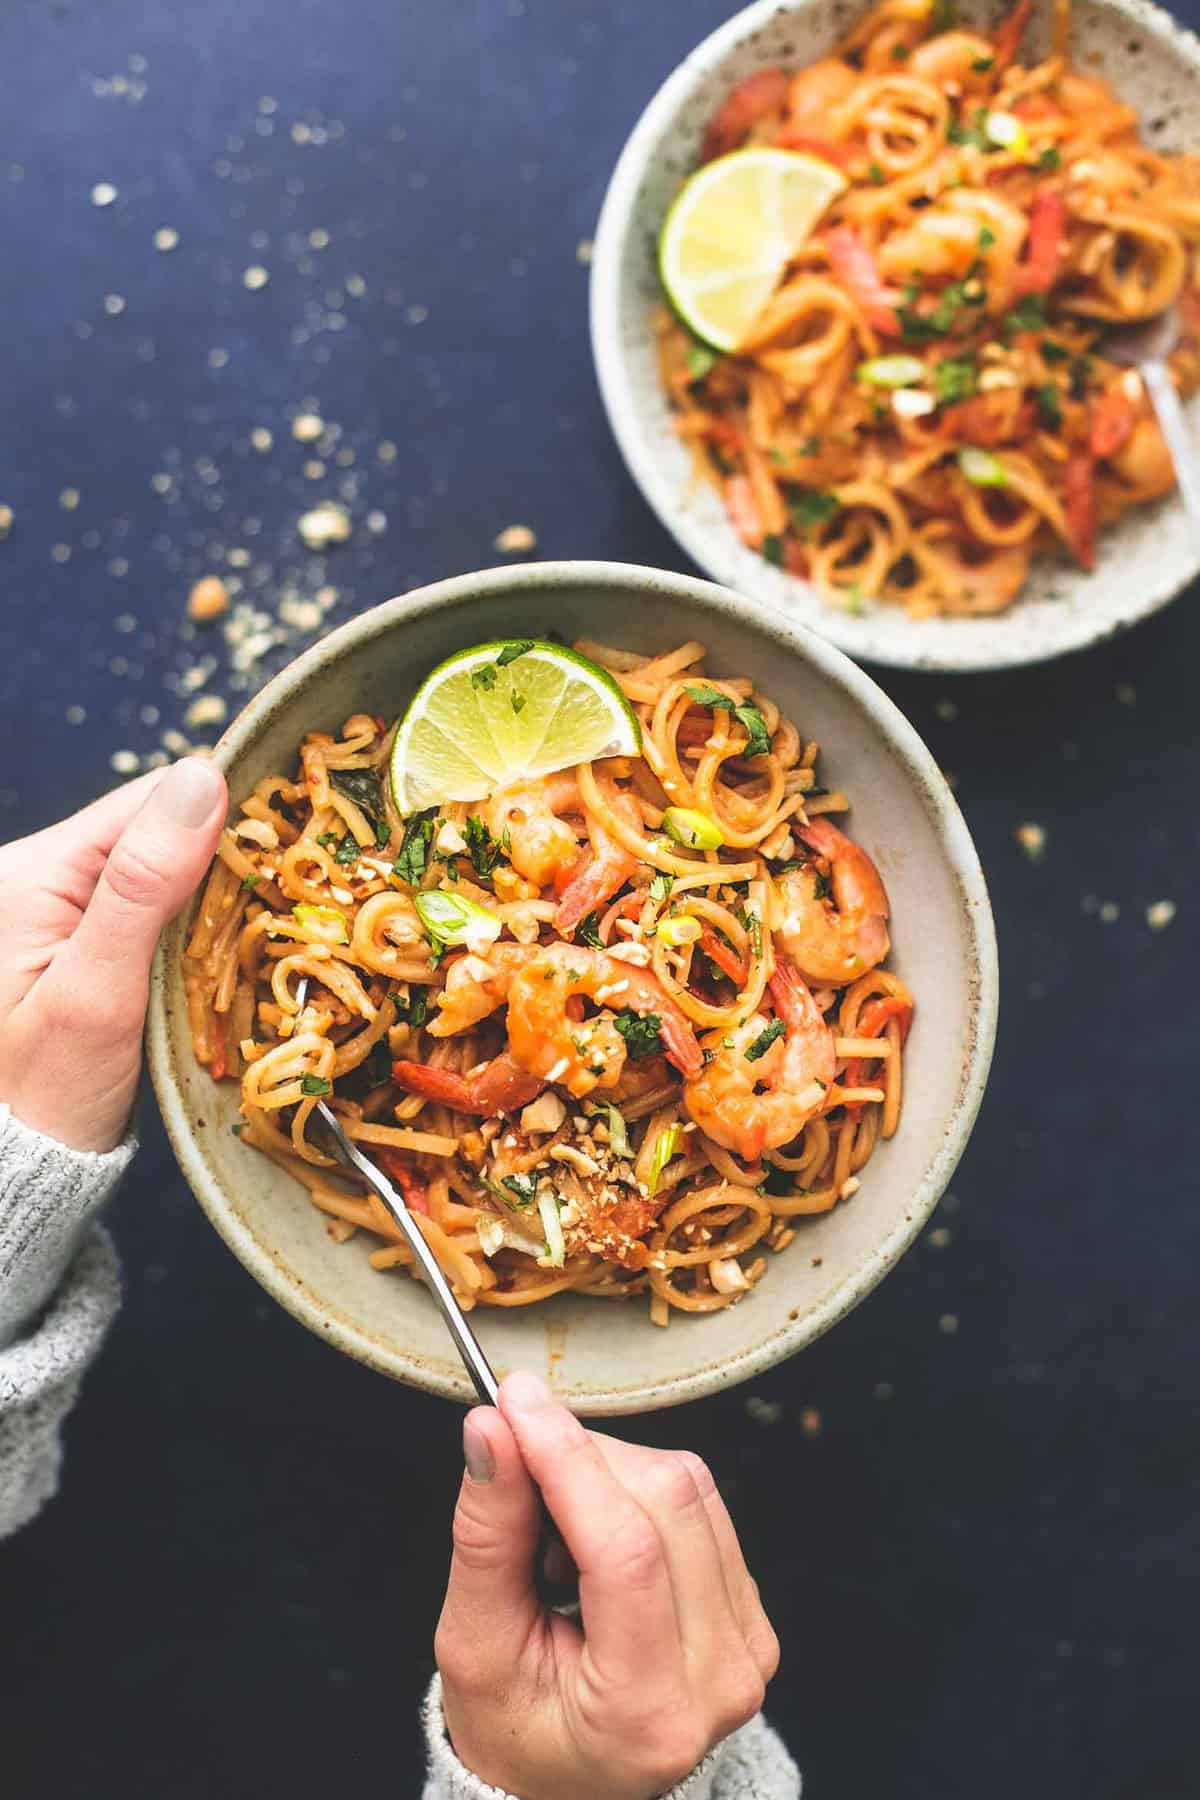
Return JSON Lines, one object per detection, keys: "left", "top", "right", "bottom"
{"left": 876, "top": 190, "right": 1027, "bottom": 291}
{"left": 505, "top": 943, "right": 703, "bottom": 1099}
{"left": 683, "top": 959, "right": 835, "bottom": 1161}
{"left": 775, "top": 816, "right": 890, "bottom": 984}
{"left": 427, "top": 942, "right": 534, "bottom": 1037}
{"left": 485, "top": 774, "right": 582, "bottom": 889}
{"left": 1112, "top": 416, "right": 1176, "bottom": 496}
{"left": 391, "top": 1050, "right": 543, "bottom": 1116}
{"left": 907, "top": 29, "right": 997, "bottom": 86}
{"left": 554, "top": 790, "right": 642, "bottom": 934}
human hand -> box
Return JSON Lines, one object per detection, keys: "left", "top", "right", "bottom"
{"left": 0, "top": 758, "right": 226, "bottom": 1153}
{"left": 436, "top": 1371, "right": 779, "bottom": 1800}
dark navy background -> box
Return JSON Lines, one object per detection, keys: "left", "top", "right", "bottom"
{"left": 1, "top": 3, "right": 1196, "bottom": 1795}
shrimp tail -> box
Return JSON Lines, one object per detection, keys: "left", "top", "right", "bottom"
{"left": 554, "top": 848, "right": 638, "bottom": 934}
{"left": 657, "top": 1006, "right": 704, "bottom": 1079}
{"left": 471, "top": 1053, "right": 545, "bottom": 1114}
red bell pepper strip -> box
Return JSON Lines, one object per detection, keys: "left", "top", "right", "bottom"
{"left": 1012, "top": 189, "right": 1066, "bottom": 298}
{"left": 992, "top": 0, "right": 1034, "bottom": 70}
{"left": 1063, "top": 448, "right": 1097, "bottom": 570}
{"left": 725, "top": 474, "right": 766, "bottom": 548}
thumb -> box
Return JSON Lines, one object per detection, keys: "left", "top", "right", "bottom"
{"left": 441, "top": 1406, "right": 541, "bottom": 1643}
{"left": 53, "top": 757, "right": 227, "bottom": 993}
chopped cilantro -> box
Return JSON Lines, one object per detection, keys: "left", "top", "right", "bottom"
{"left": 300, "top": 1075, "right": 332, "bottom": 1097}
{"left": 762, "top": 533, "right": 784, "bottom": 567}
{"left": 685, "top": 684, "right": 772, "bottom": 756}
{"left": 316, "top": 832, "right": 340, "bottom": 848}
{"left": 510, "top": 691, "right": 526, "bottom": 715}
{"left": 367, "top": 1041, "right": 392, "bottom": 1088}
{"left": 613, "top": 1010, "right": 664, "bottom": 1060}
{"left": 463, "top": 814, "right": 504, "bottom": 878}
{"left": 393, "top": 810, "right": 435, "bottom": 885}
{"left": 1037, "top": 145, "right": 1061, "bottom": 170}
{"left": 978, "top": 225, "right": 996, "bottom": 250}
{"left": 868, "top": 162, "right": 886, "bottom": 185}
{"left": 759, "top": 1163, "right": 803, "bottom": 1197}
{"left": 577, "top": 910, "right": 603, "bottom": 948}
{"left": 496, "top": 640, "right": 534, "bottom": 667}
{"left": 231, "top": 1122, "right": 244, "bottom": 1137}
{"left": 790, "top": 487, "right": 841, "bottom": 529}
{"left": 1069, "top": 354, "right": 1094, "bottom": 400}
{"left": 971, "top": 54, "right": 994, "bottom": 71}
{"left": 333, "top": 831, "right": 359, "bottom": 866}
{"left": 390, "top": 987, "right": 429, "bottom": 1028}
{"left": 1035, "top": 382, "right": 1062, "bottom": 429}
{"left": 930, "top": 0, "right": 957, "bottom": 30}
{"left": 470, "top": 664, "right": 498, "bottom": 692}
{"left": 890, "top": 40, "right": 910, "bottom": 58}
{"left": 1003, "top": 294, "right": 1047, "bottom": 337}
{"left": 798, "top": 435, "right": 822, "bottom": 456}
{"left": 934, "top": 357, "right": 978, "bottom": 406}
{"left": 745, "top": 1018, "right": 787, "bottom": 1062}
{"left": 240, "top": 873, "right": 260, "bottom": 891}
{"left": 1040, "top": 339, "right": 1070, "bottom": 363}
{"left": 501, "top": 1173, "right": 538, "bottom": 1208}
{"left": 328, "top": 767, "right": 386, "bottom": 842}
{"left": 736, "top": 904, "right": 764, "bottom": 959}
{"left": 814, "top": 869, "right": 833, "bottom": 902}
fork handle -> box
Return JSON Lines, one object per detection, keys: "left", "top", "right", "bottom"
{"left": 1142, "top": 358, "right": 1200, "bottom": 559}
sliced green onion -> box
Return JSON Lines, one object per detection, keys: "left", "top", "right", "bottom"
{"left": 662, "top": 807, "right": 725, "bottom": 851}
{"left": 857, "top": 353, "right": 926, "bottom": 389}
{"left": 292, "top": 903, "right": 349, "bottom": 945}
{"left": 646, "top": 1122, "right": 684, "bottom": 1197}
{"left": 538, "top": 1189, "right": 566, "bottom": 1268}
{"left": 984, "top": 111, "right": 1029, "bottom": 155}
{"left": 604, "top": 1104, "right": 631, "bottom": 1159}
{"left": 656, "top": 914, "right": 702, "bottom": 948}
{"left": 413, "top": 889, "right": 502, "bottom": 949}
{"left": 958, "top": 447, "right": 1008, "bottom": 488}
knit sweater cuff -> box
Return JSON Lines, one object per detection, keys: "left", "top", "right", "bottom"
{"left": 0, "top": 1103, "right": 133, "bottom": 1348}
{"left": 420, "top": 1673, "right": 801, "bottom": 1799}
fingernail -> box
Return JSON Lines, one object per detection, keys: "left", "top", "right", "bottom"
{"left": 146, "top": 757, "right": 223, "bottom": 829}
{"left": 463, "top": 1418, "right": 495, "bottom": 1484}
{"left": 502, "top": 1370, "right": 554, "bottom": 1413}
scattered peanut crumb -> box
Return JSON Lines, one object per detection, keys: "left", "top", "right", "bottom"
{"left": 110, "top": 749, "right": 139, "bottom": 775}
{"left": 927, "top": 1226, "right": 953, "bottom": 1250}
{"left": 1146, "top": 899, "right": 1176, "bottom": 931}
{"left": 207, "top": 347, "right": 229, "bottom": 368}
{"left": 935, "top": 698, "right": 958, "bottom": 722}
{"left": 153, "top": 226, "right": 179, "bottom": 252}
{"left": 185, "top": 694, "right": 228, "bottom": 730}
{"left": 494, "top": 523, "right": 537, "bottom": 554}
{"left": 242, "top": 265, "right": 270, "bottom": 290}
{"left": 1115, "top": 682, "right": 1136, "bottom": 706}
{"left": 1015, "top": 821, "right": 1046, "bottom": 861}
{"left": 800, "top": 1407, "right": 823, "bottom": 1439}
{"left": 303, "top": 460, "right": 326, "bottom": 480}
{"left": 308, "top": 227, "right": 330, "bottom": 249}
{"left": 250, "top": 427, "right": 273, "bottom": 452}
{"left": 874, "top": 1380, "right": 894, "bottom": 1401}
{"left": 0, "top": 504, "right": 14, "bottom": 539}
{"left": 744, "top": 1395, "right": 782, "bottom": 1426}
{"left": 91, "top": 182, "right": 118, "bottom": 207}
{"left": 938, "top": 1312, "right": 959, "bottom": 1335}
{"left": 575, "top": 237, "right": 593, "bottom": 264}
{"left": 1099, "top": 901, "right": 1120, "bottom": 924}
{"left": 188, "top": 576, "right": 230, "bottom": 621}
{"left": 292, "top": 412, "right": 324, "bottom": 442}
{"left": 59, "top": 487, "right": 80, "bottom": 511}
{"left": 104, "top": 294, "right": 126, "bottom": 316}
{"left": 298, "top": 501, "right": 352, "bottom": 549}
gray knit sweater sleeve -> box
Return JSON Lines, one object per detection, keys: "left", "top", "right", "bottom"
{"left": 421, "top": 1673, "right": 800, "bottom": 1800}
{"left": 0, "top": 1104, "right": 128, "bottom": 1538}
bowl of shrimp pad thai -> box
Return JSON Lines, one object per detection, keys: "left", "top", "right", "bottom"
{"left": 590, "top": 0, "right": 1200, "bottom": 671}
{"left": 149, "top": 561, "right": 997, "bottom": 1413}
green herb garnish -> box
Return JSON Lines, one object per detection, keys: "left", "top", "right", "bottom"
{"left": 933, "top": 357, "right": 978, "bottom": 406}
{"left": 463, "top": 814, "right": 504, "bottom": 878}
{"left": 577, "top": 910, "right": 604, "bottom": 948}
{"left": 496, "top": 640, "right": 534, "bottom": 667}
{"left": 687, "top": 342, "right": 716, "bottom": 380}
{"left": 1035, "top": 383, "right": 1062, "bottom": 429}
{"left": 790, "top": 487, "right": 841, "bottom": 529}
{"left": 745, "top": 1019, "right": 787, "bottom": 1062}
{"left": 762, "top": 533, "right": 784, "bottom": 567}
{"left": 613, "top": 1010, "right": 664, "bottom": 1060}
{"left": 300, "top": 1075, "right": 332, "bottom": 1097}
{"left": 394, "top": 810, "right": 435, "bottom": 885}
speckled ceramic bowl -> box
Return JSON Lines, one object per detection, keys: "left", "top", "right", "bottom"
{"left": 590, "top": 0, "right": 1200, "bottom": 672}
{"left": 148, "top": 562, "right": 997, "bottom": 1413}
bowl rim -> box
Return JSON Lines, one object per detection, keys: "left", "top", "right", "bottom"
{"left": 148, "top": 558, "right": 999, "bottom": 1413}
{"left": 589, "top": 0, "right": 1200, "bottom": 675}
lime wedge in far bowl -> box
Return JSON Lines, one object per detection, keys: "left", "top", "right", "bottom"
{"left": 659, "top": 147, "right": 847, "bottom": 352}
{"left": 388, "top": 639, "right": 642, "bottom": 816}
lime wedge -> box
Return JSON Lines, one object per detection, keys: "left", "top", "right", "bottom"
{"left": 388, "top": 640, "right": 642, "bottom": 815}
{"left": 659, "top": 147, "right": 847, "bottom": 352}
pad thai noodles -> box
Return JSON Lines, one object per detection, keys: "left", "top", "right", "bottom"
{"left": 657, "top": 0, "right": 1200, "bottom": 615}
{"left": 184, "top": 639, "right": 912, "bottom": 1325}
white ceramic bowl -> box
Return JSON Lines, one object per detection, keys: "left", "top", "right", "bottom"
{"left": 590, "top": 0, "right": 1200, "bottom": 672}
{"left": 148, "top": 561, "right": 998, "bottom": 1414}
